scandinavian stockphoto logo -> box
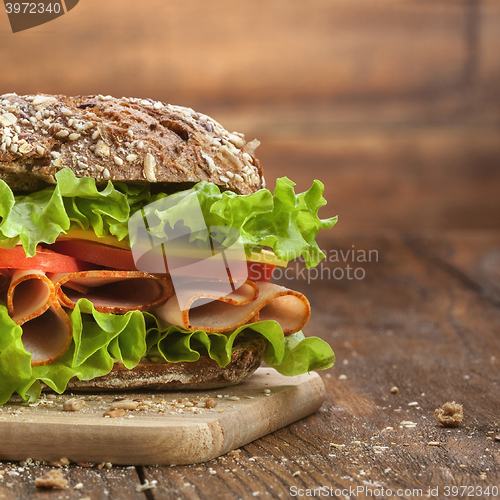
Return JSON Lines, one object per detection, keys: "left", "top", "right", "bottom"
{"left": 4, "top": 0, "right": 79, "bottom": 33}
{"left": 128, "top": 189, "right": 248, "bottom": 311}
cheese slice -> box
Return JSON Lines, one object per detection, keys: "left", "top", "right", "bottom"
{"left": 57, "top": 228, "right": 130, "bottom": 249}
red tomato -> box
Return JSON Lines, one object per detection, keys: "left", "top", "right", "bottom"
{"left": 246, "top": 261, "right": 275, "bottom": 282}
{"left": 50, "top": 239, "right": 277, "bottom": 280}
{"left": 0, "top": 246, "right": 93, "bottom": 272}
{"left": 49, "top": 240, "right": 137, "bottom": 271}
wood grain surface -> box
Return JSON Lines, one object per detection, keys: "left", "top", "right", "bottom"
{"left": 0, "top": 370, "right": 325, "bottom": 466}
{"left": 0, "top": 231, "right": 498, "bottom": 498}
{"left": 1, "top": 0, "right": 500, "bottom": 497}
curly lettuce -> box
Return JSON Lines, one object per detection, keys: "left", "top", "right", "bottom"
{"left": 0, "top": 169, "right": 336, "bottom": 267}
{"left": 0, "top": 300, "right": 335, "bottom": 404}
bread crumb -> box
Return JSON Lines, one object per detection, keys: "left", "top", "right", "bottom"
{"left": 104, "top": 408, "right": 126, "bottom": 418}
{"left": 228, "top": 449, "right": 241, "bottom": 459}
{"left": 390, "top": 386, "right": 399, "bottom": 394}
{"left": 63, "top": 399, "right": 85, "bottom": 412}
{"left": 34, "top": 469, "right": 68, "bottom": 489}
{"left": 136, "top": 479, "right": 157, "bottom": 492}
{"left": 203, "top": 398, "right": 217, "bottom": 409}
{"left": 434, "top": 401, "right": 463, "bottom": 427}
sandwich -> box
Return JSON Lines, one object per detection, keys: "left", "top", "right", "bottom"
{"left": 0, "top": 93, "right": 336, "bottom": 404}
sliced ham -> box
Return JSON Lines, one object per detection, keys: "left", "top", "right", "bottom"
{"left": 8, "top": 269, "right": 55, "bottom": 324}
{"left": 155, "top": 281, "right": 310, "bottom": 335}
{"left": 52, "top": 270, "right": 173, "bottom": 314}
{"left": 7, "top": 270, "right": 72, "bottom": 366}
{"left": 20, "top": 303, "right": 73, "bottom": 366}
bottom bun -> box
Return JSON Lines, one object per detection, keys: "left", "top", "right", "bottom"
{"left": 65, "top": 337, "right": 268, "bottom": 391}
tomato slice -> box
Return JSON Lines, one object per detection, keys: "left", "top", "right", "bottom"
{"left": 247, "top": 261, "right": 275, "bottom": 282}
{"left": 50, "top": 239, "right": 277, "bottom": 280}
{"left": 0, "top": 246, "right": 94, "bottom": 273}
{"left": 50, "top": 239, "right": 137, "bottom": 271}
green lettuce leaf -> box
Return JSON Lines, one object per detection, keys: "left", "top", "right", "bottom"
{"left": 0, "top": 304, "right": 33, "bottom": 404}
{"left": 0, "top": 300, "right": 334, "bottom": 404}
{"left": 0, "top": 170, "right": 336, "bottom": 266}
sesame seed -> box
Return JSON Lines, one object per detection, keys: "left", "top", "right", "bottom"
{"left": 0, "top": 113, "right": 17, "bottom": 126}
{"left": 61, "top": 107, "right": 72, "bottom": 116}
{"left": 227, "top": 133, "right": 245, "bottom": 149}
{"left": 56, "top": 130, "right": 69, "bottom": 138}
{"left": 67, "top": 119, "right": 74, "bottom": 127}
{"left": 137, "top": 141, "right": 144, "bottom": 150}
{"left": 201, "top": 153, "right": 216, "bottom": 174}
{"left": 35, "top": 111, "right": 42, "bottom": 120}
{"left": 126, "top": 154, "right": 138, "bottom": 162}
{"left": 234, "top": 174, "right": 243, "bottom": 183}
{"left": 153, "top": 102, "right": 163, "bottom": 110}
{"left": 19, "top": 143, "right": 33, "bottom": 154}
{"left": 69, "top": 133, "right": 81, "bottom": 141}
{"left": 127, "top": 130, "right": 134, "bottom": 138}
{"left": 101, "top": 95, "right": 113, "bottom": 101}
{"left": 32, "top": 95, "right": 55, "bottom": 106}
{"left": 4, "top": 136, "right": 11, "bottom": 147}
{"left": 0, "top": 143, "right": 5, "bottom": 151}
{"left": 114, "top": 156, "right": 123, "bottom": 166}
{"left": 14, "top": 125, "right": 21, "bottom": 134}
{"left": 78, "top": 161, "right": 88, "bottom": 169}
{"left": 92, "top": 130, "right": 100, "bottom": 140}
{"left": 225, "top": 171, "right": 234, "bottom": 179}
{"left": 36, "top": 146, "right": 44, "bottom": 155}
{"left": 10, "top": 144, "right": 18, "bottom": 153}
{"left": 103, "top": 168, "right": 111, "bottom": 179}
{"left": 220, "top": 176, "right": 229, "bottom": 183}
{"left": 140, "top": 99, "right": 151, "bottom": 106}
{"left": 143, "top": 153, "right": 157, "bottom": 182}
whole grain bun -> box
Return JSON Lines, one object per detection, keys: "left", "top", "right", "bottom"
{"left": 0, "top": 93, "right": 264, "bottom": 193}
{"left": 65, "top": 337, "right": 268, "bottom": 391}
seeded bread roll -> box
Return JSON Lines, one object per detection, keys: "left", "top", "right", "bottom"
{"left": 0, "top": 93, "right": 264, "bottom": 193}
{"left": 64, "top": 337, "right": 268, "bottom": 391}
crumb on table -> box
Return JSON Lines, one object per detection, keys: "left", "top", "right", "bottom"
{"left": 434, "top": 401, "right": 463, "bottom": 427}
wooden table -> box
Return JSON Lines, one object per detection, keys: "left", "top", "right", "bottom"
{"left": 0, "top": 230, "right": 498, "bottom": 499}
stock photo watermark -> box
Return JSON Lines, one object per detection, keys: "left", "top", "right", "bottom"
{"left": 267, "top": 246, "right": 379, "bottom": 284}
{"left": 3, "top": 0, "right": 80, "bottom": 33}
{"left": 290, "top": 484, "right": 499, "bottom": 498}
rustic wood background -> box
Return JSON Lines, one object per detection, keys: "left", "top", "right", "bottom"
{"left": 1, "top": 0, "right": 499, "bottom": 234}
{"left": 0, "top": 0, "right": 500, "bottom": 498}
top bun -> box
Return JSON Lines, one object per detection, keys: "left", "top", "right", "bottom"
{"left": 0, "top": 93, "right": 264, "bottom": 193}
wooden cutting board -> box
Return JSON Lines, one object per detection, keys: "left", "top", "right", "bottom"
{"left": 0, "top": 368, "right": 325, "bottom": 466}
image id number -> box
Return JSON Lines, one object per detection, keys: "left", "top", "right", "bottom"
{"left": 443, "top": 486, "right": 499, "bottom": 497}
{"left": 5, "top": 3, "right": 61, "bottom": 14}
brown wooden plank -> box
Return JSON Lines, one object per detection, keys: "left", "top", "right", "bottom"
{"left": 252, "top": 128, "right": 500, "bottom": 234}
{"left": 141, "top": 232, "right": 500, "bottom": 497}
{"left": 0, "top": 371, "right": 324, "bottom": 466}
{"left": 404, "top": 231, "right": 500, "bottom": 305}
{"left": 0, "top": 462, "right": 145, "bottom": 499}
{"left": 0, "top": 0, "right": 471, "bottom": 103}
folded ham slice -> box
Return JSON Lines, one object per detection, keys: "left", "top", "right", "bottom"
{"left": 53, "top": 270, "right": 173, "bottom": 314}
{"left": 8, "top": 269, "right": 55, "bottom": 324}
{"left": 155, "top": 281, "right": 310, "bottom": 335}
{"left": 7, "top": 270, "right": 72, "bottom": 366}
{"left": 20, "top": 303, "right": 73, "bottom": 366}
